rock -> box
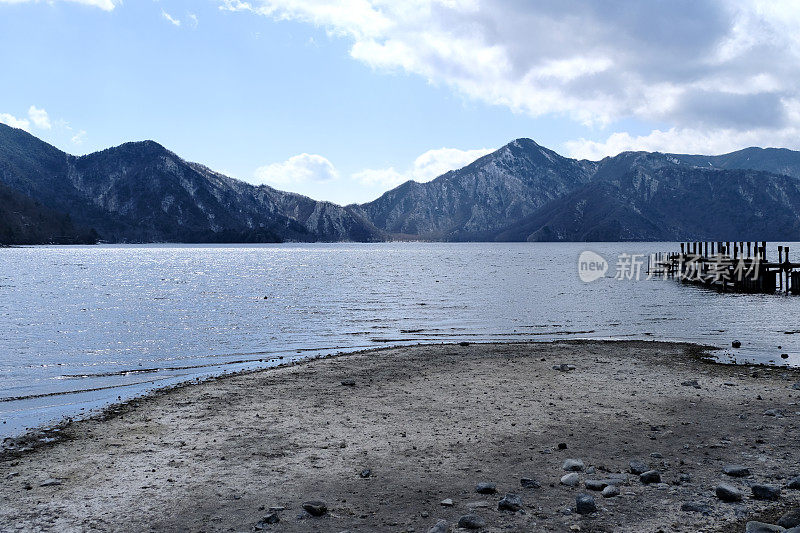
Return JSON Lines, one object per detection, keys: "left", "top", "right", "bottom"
{"left": 679, "top": 473, "right": 692, "bottom": 483}
{"left": 440, "top": 498, "right": 454, "bottom": 507}
{"left": 39, "top": 479, "right": 62, "bottom": 487}
{"left": 557, "top": 442, "right": 568, "bottom": 450}
{"left": 560, "top": 473, "right": 580, "bottom": 487}
{"left": 498, "top": 493, "right": 523, "bottom": 512}
{"left": 254, "top": 513, "right": 280, "bottom": 529}
{"left": 793, "top": 383, "right": 800, "bottom": 391}
{"left": 601, "top": 485, "right": 620, "bottom": 498}
{"left": 553, "top": 364, "right": 576, "bottom": 372}
{"left": 752, "top": 484, "right": 782, "bottom": 500}
{"left": 584, "top": 479, "right": 607, "bottom": 491}
{"left": 575, "top": 494, "right": 596, "bottom": 515}
{"left": 639, "top": 470, "right": 661, "bottom": 484}
{"left": 723, "top": 464, "right": 751, "bottom": 477}
{"left": 302, "top": 501, "right": 328, "bottom": 517}
{"left": 458, "top": 341, "right": 471, "bottom": 346}
{"left": 716, "top": 483, "right": 743, "bottom": 502}
{"left": 788, "top": 476, "right": 800, "bottom": 490}
{"left": 562, "top": 459, "right": 585, "bottom": 472}
{"left": 732, "top": 340, "right": 742, "bottom": 348}
{"left": 475, "top": 482, "right": 496, "bottom": 494}
{"left": 681, "top": 501, "right": 711, "bottom": 514}
{"left": 586, "top": 466, "right": 596, "bottom": 475}
{"left": 764, "top": 409, "right": 785, "bottom": 417}
{"left": 782, "top": 353, "right": 790, "bottom": 359}
{"left": 427, "top": 519, "right": 449, "bottom": 533}
{"left": 778, "top": 509, "right": 800, "bottom": 528}
{"left": 457, "top": 514, "right": 486, "bottom": 530}
{"left": 745, "top": 522, "right": 786, "bottom": 533}
{"left": 681, "top": 379, "right": 702, "bottom": 389}
{"left": 520, "top": 478, "right": 540, "bottom": 489}
{"left": 340, "top": 379, "right": 356, "bottom": 387}
{"left": 360, "top": 468, "right": 372, "bottom": 478}
{"left": 629, "top": 460, "right": 649, "bottom": 475}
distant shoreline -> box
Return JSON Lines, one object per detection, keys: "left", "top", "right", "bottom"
{"left": 2, "top": 340, "right": 799, "bottom": 532}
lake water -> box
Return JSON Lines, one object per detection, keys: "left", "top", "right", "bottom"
{"left": 2, "top": 242, "right": 799, "bottom": 439}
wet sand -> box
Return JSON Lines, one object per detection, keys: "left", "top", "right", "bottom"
{"left": 1, "top": 340, "right": 799, "bottom": 532}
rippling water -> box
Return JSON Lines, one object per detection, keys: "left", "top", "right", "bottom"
{"left": 2, "top": 242, "right": 799, "bottom": 438}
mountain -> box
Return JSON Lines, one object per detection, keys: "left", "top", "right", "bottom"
{"left": 353, "top": 139, "right": 596, "bottom": 240}
{"left": 671, "top": 147, "right": 800, "bottom": 179}
{"left": 0, "top": 124, "right": 383, "bottom": 244}
{"left": 494, "top": 152, "right": 800, "bottom": 241}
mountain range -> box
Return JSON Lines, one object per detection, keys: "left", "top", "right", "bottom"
{"left": 1, "top": 122, "right": 800, "bottom": 244}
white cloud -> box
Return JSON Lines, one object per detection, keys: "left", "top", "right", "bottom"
{"left": 0, "top": 112, "right": 30, "bottom": 130}
{"left": 161, "top": 9, "right": 181, "bottom": 26}
{"left": 565, "top": 126, "right": 800, "bottom": 160}
{"left": 220, "top": 0, "right": 800, "bottom": 147}
{"left": 27, "top": 105, "right": 51, "bottom": 130}
{"left": 0, "top": 0, "right": 118, "bottom": 10}
{"left": 354, "top": 146, "right": 493, "bottom": 188}
{"left": 254, "top": 153, "right": 339, "bottom": 186}
{"left": 71, "top": 129, "right": 87, "bottom": 145}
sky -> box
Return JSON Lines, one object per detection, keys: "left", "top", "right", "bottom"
{"left": 1, "top": 1, "right": 800, "bottom": 204}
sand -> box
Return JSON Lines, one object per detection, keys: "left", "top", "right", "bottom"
{"left": 1, "top": 340, "right": 800, "bottom": 532}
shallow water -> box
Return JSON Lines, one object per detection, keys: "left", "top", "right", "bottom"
{"left": 1, "top": 242, "right": 798, "bottom": 438}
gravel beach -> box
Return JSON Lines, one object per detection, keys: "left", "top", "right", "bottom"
{"left": 2, "top": 340, "right": 800, "bottom": 532}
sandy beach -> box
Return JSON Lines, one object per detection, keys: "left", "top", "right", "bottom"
{"left": 2, "top": 340, "right": 800, "bottom": 532}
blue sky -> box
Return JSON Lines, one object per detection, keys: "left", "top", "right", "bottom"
{"left": 1, "top": 0, "right": 799, "bottom": 204}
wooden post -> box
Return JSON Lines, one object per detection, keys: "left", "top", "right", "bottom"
{"left": 762, "top": 241, "right": 767, "bottom": 261}
{"left": 747, "top": 241, "right": 752, "bottom": 258}
{"left": 726, "top": 242, "right": 731, "bottom": 257}
{"left": 779, "top": 246, "right": 784, "bottom": 291}
{"left": 786, "top": 247, "right": 790, "bottom": 293}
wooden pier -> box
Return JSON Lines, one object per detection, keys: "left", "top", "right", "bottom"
{"left": 647, "top": 241, "right": 800, "bottom": 295}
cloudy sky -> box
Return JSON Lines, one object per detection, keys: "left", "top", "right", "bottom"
{"left": 1, "top": 0, "right": 799, "bottom": 204}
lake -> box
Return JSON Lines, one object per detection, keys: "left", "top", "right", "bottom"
{"left": 2, "top": 242, "right": 798, "bottom": 438}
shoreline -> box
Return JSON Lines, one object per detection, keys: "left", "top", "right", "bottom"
{"left": 2, "top": 340, "right": 800, "bottom": 532}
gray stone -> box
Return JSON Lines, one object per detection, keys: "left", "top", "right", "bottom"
{"left": 681, "top": 379, "right": 701, "bottom": 389}
{"left": 679, "top": 473, "right": 692, "bottom": 483}
{"left": 788, "top": 476, "right": 800, "bottom": 490}
{"left": 426, "top": 519, "right": 449, "bottom": 533}
{"left": 601, "top": 485, "right": 620, "bottom": 498}
{"left": 562, "top": 459, "right": 585, "bottom": 472}
{"left": 475, "top": 482, "right": 496, "bottom": 495}
{"left": 302, "top": 501, "right": 328, "bottom": 517}
{"left": 440, "top": 498, "right": 454, "bottom": 507}
{"left": 520, "top": 477, "right": 540, "bottom": 489}
{"left": 681, "top": 502, "right": 712, "bottom": 514}
{"left": 629, "top": 460, "right": 649, "bottom": 475}
{"left": 793, "top": 383, "right": 800, "bottom": 390}
{"left": 732, "top": 340, "right": 742, "bottom": 348}
{"left": 716, "top": 483, "right": 743, "bottom": 502}
{"left": 723, "top": 464, "right": 751, "bottom": 477}
{"left": 553, "top": 364, "right": 576, "bottom": 372}
{"left": 752, "top": 484, "right": 782, "bottom": 500}
{"left": 340, "top": 379, "right": 356, "bottom": 387}
{"left": 745, "top": 522, "right": 786, "bottom": 533}
{"left": 360, "top": 468, "right": 372, "bottom": 478}
{"left": 498, "top": 493, "right": 523, "bottom": 512}
{"left": 764, "top": 409, "right": 785, "bottom": 417}
{"left": 254, "top": 513, "right": 280, "bottom": 530}
{"left": 560, "top": 473, "right": 580, "bottom": 487}
{"left": 575, "top": 494, "right": 596, "bottom": 515}
{"left": 778, "top": 509, "right": 800, "bottom": 528}
{"left": 457, "top": 514, "right": 486, "bottom": 530}
{"left": 584, "top": 479, "right": 607, "bottom": 491}
{"left": 39, "top": 479, "right": 62, "bottom": 487}
{"left": 639, "top": 470, "right": 661, "bottom": 484}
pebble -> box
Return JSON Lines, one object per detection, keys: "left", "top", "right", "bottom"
{"left": 253, "top": 513, "right": 280, "bottom": 529}
{"left": 732, "top": 340, "right": 742, "bottom": 348}
{"left": 681, "top": 379, "right": 701, "bottom": 389}
{"left": 752, "top": 484, "right": 782, "bottom": 500}
{"left": 745, "top": 522, "right": 786, "bottom": 533}
{"left": 764, "top": 409, "right": 785, "bottom": 417}
{"left": 601, "top": 485, "right": 620, "bottom": 498}
{"left": 302, "top": 500, "right": 328, "bottom": 517}
{"left": 562, "top": 459, "right": 585, "bottom": 472}
{"left": 475, "top": 482, "right": 497, "bottom": 495}
{"left": 575, "top": 494, "right": 596, "bottom": 515}
{"left": 788, "top": 476, "right": 800, "bottom": 490}
{"left": 561, "top": 473, "right": 581, "bottom": 487}
{"left": 457, "top": 514, "right": 486, "bottom": 530}
{"left": 793, "top": 383, "right": 800, "bottom": 390}
{"left": 498, "top": 493, "right": 524, "bottom": 512}
{"left": 340, "top": 379, "right": 356, "bottom": 387}
{"left": 584, "top": 480, "right": 606, "bottom": 491}
{"left": 553, "top": 364, "right": 576, "bottom": 372}
{"left": 681, "top": 502, "right": 711, "bottom": 514}
{"left": 716, "top": 483, "right": 743, "bottom": 502}
{"left": 39, "top": 479, "right": 62, "bottom": 487}
{"left": 639, "top": 470, "right": 661, "bottom": 484}
{"left": 629, "top": 460, "right": 649, "bottom": 475}
{"left": 440, "top": 498, "right": 454, "bottom": 507}
{"left": 360, "top": 468, "right": 372, "bottom": 478}
{"left": 520, "top": 478, "right": 540, "bottom": 489}
{"left": 723, "top": 464, "right": 751, "bottom": 477}
{"left": 778, "top": 508, "right": 800, "bottom": 528}
{"left": 426, "top": 519, "right": 449, "bottom": 533}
